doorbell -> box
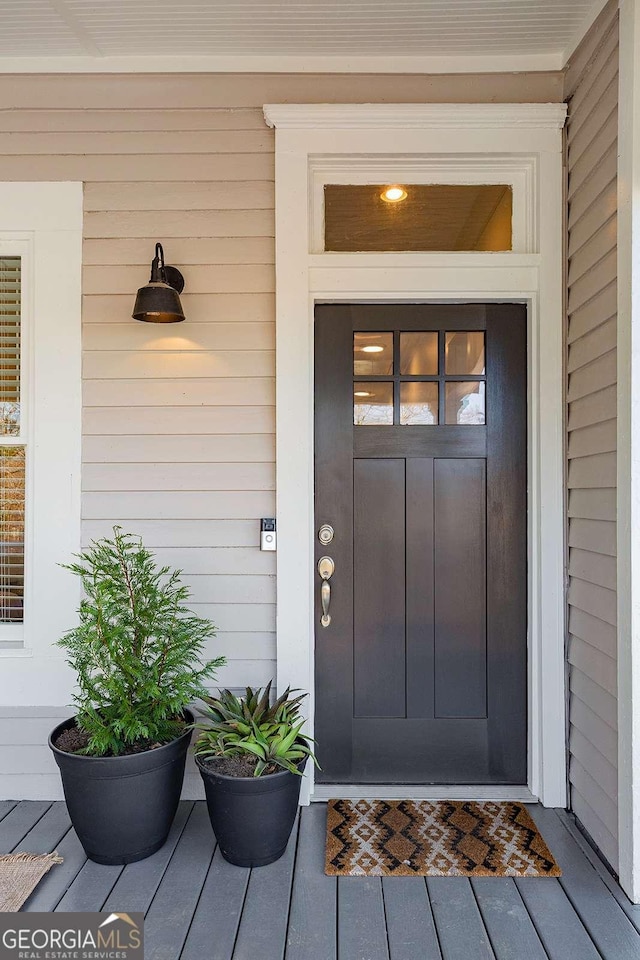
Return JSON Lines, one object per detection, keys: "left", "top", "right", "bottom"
{"left": 260, "top": 518, "right": 276, "bottom": 551}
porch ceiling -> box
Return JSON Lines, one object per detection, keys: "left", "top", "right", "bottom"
{"left": 0, "top": 0, "right": 605, "bottom": 70}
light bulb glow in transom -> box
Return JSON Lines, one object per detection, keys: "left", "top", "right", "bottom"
{"left": 381, "top": 186, "right": 407, "bottom": 203}
{"left": 362, "top": 345, "right": 384, "bottom": 353}
{"left": 354, "top": 391, "right": 373, "bottom": 397}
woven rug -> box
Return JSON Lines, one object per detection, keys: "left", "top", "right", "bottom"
{"left": 0, "top": 852, "right": 63, "bottom": 911}
{"left": 326, "top": 799, "right": 561, "bottom": 877}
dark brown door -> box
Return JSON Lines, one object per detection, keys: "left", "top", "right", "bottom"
{"left": 314, "top": 303, "right": 527, "bottom": 784}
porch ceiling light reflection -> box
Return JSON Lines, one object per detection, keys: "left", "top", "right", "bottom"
{"left": 361, "top": 345, "right": 385, "bottom": 353}
{"left": 354, "top": 391, "right": 373, "bottom": 397}
{"left": 132, "top": 242, "right": 186, "bottom": 323}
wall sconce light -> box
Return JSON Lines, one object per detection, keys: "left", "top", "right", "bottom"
{"left": 132, "top": 242, "right": 186, "bottom": 323}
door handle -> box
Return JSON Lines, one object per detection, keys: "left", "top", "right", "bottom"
{"left": 318, "top": 556, "right": 334, "bottom": 627}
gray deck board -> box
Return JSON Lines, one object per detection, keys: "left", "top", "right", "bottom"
{"left": 515, "top": 877, "right": 602, "bottom": 960}
{"left": 527, "top": 805, "right": 640, "bottom": 960}
{"left": 0, "top": 800, "right": 51, "bottom": 853}
{"left": 8, "top": 801, "right": 640, "bottom": 960}
{"left": 23, "top": 830, "right": 87, "bottom": 912}
{"left": 12, "top": 802, "right": 70, "bottom": 855}
{"left": 471, "top": 879, "right": 547, "bottom": 960}
{"left": 338, "top": 876, "right": 389, "bottom": 960}
{"left": 556, "top": 808, "right": 640, "bottom": 935}
{"left": 231, "top": 815, "right": 299, "bottom": 960}
{"left": 426, "top": 877, "right": 495, "bottom": 960}
{"left": 55, "top": 859, "right": 123, "bottom": 912}
{"left": 286, "top": 804, "right": 337, "bottom": 960}
{"left": 0, "top": 800, "right": 17, "bottom": 822}
{"left": 102, "top": 801, "right": 193, "bottom": 914}
{"left": 383, "top": 877, "right": 442, "bottom": 960}
{"left": 180, "top": 847, "right": 249, "bottom": 960}
{"left": 143, "top": 803, "right": 214, "bottom": 960}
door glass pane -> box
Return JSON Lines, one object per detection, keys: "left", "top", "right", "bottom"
{"left": 400, "top": 382, "right": 439, "bottom": 425}
{"left": 0, "top": 257, "right": 20, "bottom": 436}
{"left": 446, "top": 331, "right": 485, "bottom": 375}
{"left": 400, "top": 332, "right": 438, "bottom": 375}
{"left": 353, "top": 332, "right": 393, "bottom": 375}
{"left": 354, "top": 382, "right": 393, "bottom": 425}
{"left": 446, "top": 381, "right": 485, "bottom": 425}
{"left": 325, "top": 184, "right": 512, "bottom": 251}
{"left": 0, "top": 446, "right": 25, "bottom": 622}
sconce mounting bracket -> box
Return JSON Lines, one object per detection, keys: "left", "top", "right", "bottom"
{"left": 164, "top": 265, "right": 185, "bottom": 294}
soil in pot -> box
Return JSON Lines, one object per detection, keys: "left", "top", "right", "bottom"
{"left": 196, "top": 754, "right": 305, "bottom": 868}
{"left": 49, "top": 711, "right": 193, "bottom": 866}
{"left": 54, "top": 723, "right": 177, "bottom": 756}
{"left": 198, "top": 755, "right": 279, "bottom": 778}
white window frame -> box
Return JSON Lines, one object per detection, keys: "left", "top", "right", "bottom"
{"left": 0, "top": 183, "right": 82, "bottom": 707}
{"left": 264, "top": 103, "right": 567, "bottom": 807}
{"left": 311, "top": 157, "right": 534, "bottom": 254}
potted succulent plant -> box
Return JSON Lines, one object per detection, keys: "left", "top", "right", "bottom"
{"left": 49, "top": 527, "right": 225, "bottom": 865}
{"left": 194, "top": 683, "right": 317, "bottom": 867}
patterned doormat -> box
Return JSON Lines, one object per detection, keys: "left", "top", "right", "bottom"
{"left": 326, "top": 799, "right": 561, "bottom": 877}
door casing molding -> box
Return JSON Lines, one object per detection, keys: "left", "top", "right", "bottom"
{"left": 264, "top": 102, "right": 568, "bottom": 805}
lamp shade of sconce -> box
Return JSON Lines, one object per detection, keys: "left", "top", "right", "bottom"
{"left": 132, "top": 242, "right": 186, "bottom": 323}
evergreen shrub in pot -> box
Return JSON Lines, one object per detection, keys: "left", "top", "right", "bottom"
{"left": 194, "top": 683, "right": 317, "bottom": 867}
{"left": 49, "top": 527, "right": 225, "bottom": 865}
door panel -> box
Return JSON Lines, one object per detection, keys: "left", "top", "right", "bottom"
{"left": 405, "top": 458, "right": 435, "bottom": 720}
{"left": 353, "top": 458, "right": 406, "bottom": 718}
{"left": 434, "top": 458, "right": 487, "bottom": 720}
{"left": 314, "top": 303, "right": 527, "bottom": 784}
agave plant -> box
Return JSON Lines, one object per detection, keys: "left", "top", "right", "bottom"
{"left": 194, "top": 681, "right": 318, "bottom": 776}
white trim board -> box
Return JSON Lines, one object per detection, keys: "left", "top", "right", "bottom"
{"left": 0, "top": 183, "right": 82, "bottom": 706}
{"left": 312, "top": 786, "right": 538, "bottom": 803}
{"left": 0, "top": 52, "right": 564, "bottom": 74}
{"left": 617, "top": 0, "right": 640, "bottom": 906}
{"left": 265, "top": 103, "right": 568, "bottom": 129}
{"left": 266, "top": 102, "right": 568, "bottom": 808}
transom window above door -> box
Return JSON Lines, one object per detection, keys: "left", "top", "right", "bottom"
{"left": 353, "top": 329, "right": 486, "bottom": 426}
{"left": 325, "top": 184, "right": 513, "bottom": 252}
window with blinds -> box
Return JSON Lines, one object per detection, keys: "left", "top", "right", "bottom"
{"left": 0, "top": 257, "right": 24, "bottom": 624}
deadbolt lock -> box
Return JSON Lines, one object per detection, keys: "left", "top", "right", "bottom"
{"left": 318, "top": 523, "right": 334, "bottom": 545}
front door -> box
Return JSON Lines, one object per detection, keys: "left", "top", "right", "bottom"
{"left": 314, "top": 303, "right": 527, "bottom": 784}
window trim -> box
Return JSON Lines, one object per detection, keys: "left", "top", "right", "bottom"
{"left": 0, "top": 184, "right": 82, "bottom": 681}
{"left": 310, "top": 157, "right": 534, "bottom": 255}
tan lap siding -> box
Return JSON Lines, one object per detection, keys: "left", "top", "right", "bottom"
{"left": 0, "top": 71, "right": 563, "bottom": 796}
{"left": 564, "top": 0, "right": 619, "bottom": 870}
{"left": 0, "top": 101, "right": 277, "bottom": 691}
{"left": 81, "top": 123, "right": 277, "bottom": 689}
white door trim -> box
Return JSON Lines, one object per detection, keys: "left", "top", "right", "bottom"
{"left": 264, "top": 102, "right": 567, "bottom": 806}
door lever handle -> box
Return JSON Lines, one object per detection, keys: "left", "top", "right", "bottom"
{"left": 321, "top": 581, "right": 331, "bottom": 627}
{"left": 318, "top": 556, "right": 334, "bottom": 627}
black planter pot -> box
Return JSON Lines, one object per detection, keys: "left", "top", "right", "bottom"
{"left": 196, "top": 755, "right": 305, "bottom": 867}
{"left": 48, "top": 710, "right": 193, "bottom": 865}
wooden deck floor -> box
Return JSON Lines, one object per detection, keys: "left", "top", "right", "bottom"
{"left": 2, "top": 800, "right": 640, "bottom": 959}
